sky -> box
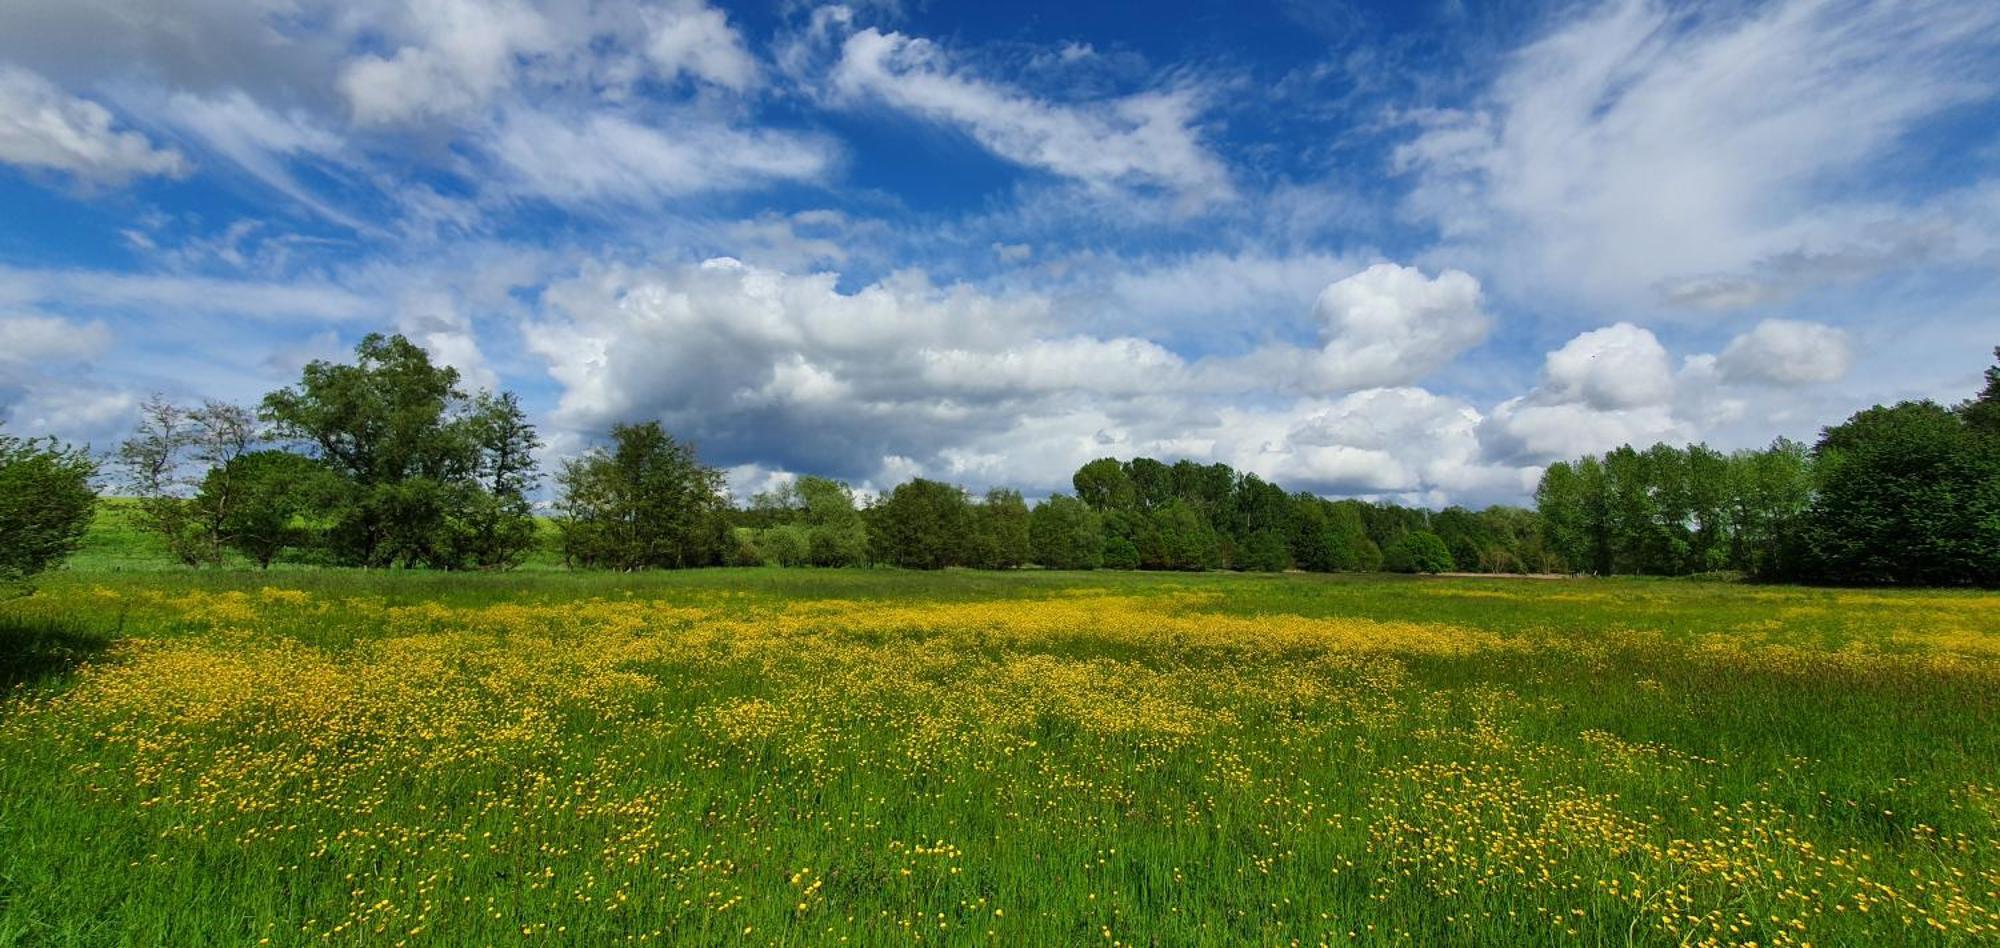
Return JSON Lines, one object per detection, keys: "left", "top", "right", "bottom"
{"left": 0, "top": 0, "right": 1996, "bottom": 506}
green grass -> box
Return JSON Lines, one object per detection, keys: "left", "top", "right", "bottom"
{"left": 3, "top": 535, "right": 1998, "bottom": 945}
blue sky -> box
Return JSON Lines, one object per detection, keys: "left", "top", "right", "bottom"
{"left": 1, "top": 0, "right": 1996, "bottom": 504}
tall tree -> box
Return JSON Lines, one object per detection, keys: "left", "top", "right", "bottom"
{"left": 117, "top": 396, "right": 257, "bottom": 567}
{"left": 796, "top": 476, "right": 869, "bottom": 567}
{"left": 1029, "top": 494, "right": 1103, "bottom": 570}
{"left": 1804, "top": 401, "right": 2000, "bottom": 585}
{"left": 1383, "top": 530, "right": 1454, "bottom": 574}
{"left": 1072, "top": 458, "right": 1134, "bottom": 511}
{"left": 203, "top": 451, "right": 341, "bottom": 569}
{"left": 556, "top": 422, "right": 729, "bottom": 570}
{"left": 1958, "top": 346, "right": 2000, "bottom": 438}
{"left": 867, "top": 479, "right": 974, "bottom": 569}
{"left": 969, "top": 488, "right": 1032, "bottom": 569}
{"left": 454, "top": 392, "right": 542, "bottom": 569}
{"left": 261, "top": 334, "right": 538, "bottom": 568}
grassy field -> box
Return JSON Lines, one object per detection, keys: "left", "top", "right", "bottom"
{"left": 2, "top": 560, "right": 1997, "bottom": 946}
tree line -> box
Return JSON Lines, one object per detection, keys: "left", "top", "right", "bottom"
{"left": 1537, "top": 348, "right": 2000, "bottom": 585}
{"left": 2, "top": 334, "right": 1991, "bottom": 587}
{"left": 36, "top": 333, "right": 1547, "bottom": 576}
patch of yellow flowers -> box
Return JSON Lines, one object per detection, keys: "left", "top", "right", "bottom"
{"left": 3, "top": 584, "right": 1997, "bottom": 945}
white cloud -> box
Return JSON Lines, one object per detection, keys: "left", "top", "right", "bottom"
{"left": 1540, "top": 322, "right": 1676, "bottom": 411}
{"left": 1300, "top": 263, "right": 1488, "bottom": 390}
{"left": 4, "top": 385, "right": 136, "bottom": 444}
{"left": 338, "top": 0, "right": 553, "bottom": 126}
{"left": 160, "top": 89, "right": 361, "bottom": 227}
{"left": 1474, "top": 321, "right": 1780, "bottom": 465}
{"left": 829, "top": 26, "right": 1229, "bottom": 199}
{"left": 0, "top": 267, "right": 369, "bottom": 323}
{"left": 1096, "top": 250, "right": 1359, "bottom": 342}
{"left": 486, "top": 108, "right": 836, "bottom": 204}
{"left": 1397, "top": 0, "right": 2000, "bottom": 309}
{"left": 0, "top": 314, "right": 114, "bottom": 369}
{"left": 645, "top": 0, "right": 759, "bottom": 91}
{"left": 524, "top": 255, "right": 1540, "bottom": 504}
{"left": 0, "top": 313, "right": 129, "bottom": 446}
{"left": 0, "top": 66, "right": 190, "bottom": 183}
{"left": 1716, "top": 318, "right": 1854, "bottom": 385}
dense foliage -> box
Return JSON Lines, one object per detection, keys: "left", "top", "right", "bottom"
{"left": 115, "top": 335, "right": 542, "bottom": 570}
{"left": 555, "top": 422, "right": 730, "bottom": 570}
{"left": 1063, "top": 456, "right": 1552, "bottom": 575}
{"left": 0, "top": 427, "right": 97, "bottom": 591}
{"left": 1537, "top": 348, "right": 2000, "bottom": 585}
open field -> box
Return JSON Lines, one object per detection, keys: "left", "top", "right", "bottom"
{"left": 3, "top": 568, "right": 1998, "bottom": 946}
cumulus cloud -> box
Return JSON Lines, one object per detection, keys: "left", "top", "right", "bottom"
{"left": 828, "top": 26, "right": 1230, "bottom": 199}
{"left": 3, "top": 385, "right": 137, "bottom": 444}
{"left": 1300, "top": 263, "right": 1488, "bottom": 390}
{"left": 1397, "top": 0, "right": 2000, "bottom": 308}
{"left": 1480, "top": 323, "right": 1694, "bottom": 464}
{"left": 0, "top": 66, "right": 190, "bottom": 183}
{"left": 0, "top": 313, "right": 129, "bottom": 446}
{"left": 1539, "top": 322, "right": 1677, "bottom": 411}
{"left": 1716, "top": 319, "right": 1854, "bottom": 385}
{"left": 521, "top": 255, "right": 1541, "bottom": 504}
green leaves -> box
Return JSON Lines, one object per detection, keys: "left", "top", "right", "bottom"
{"left": 0, "top": 427, "right": 97, "bottom": 589}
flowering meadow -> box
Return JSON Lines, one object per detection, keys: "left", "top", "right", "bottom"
{"left": 1, "top": 570, "right": 1996, "bottom": 946}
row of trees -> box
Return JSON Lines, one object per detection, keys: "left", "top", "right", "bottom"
{"left": 533, "top": 423, "right": 1551, "bottom": 574}
{"left": 1538, "top": 348, "right": 2000, "bottom": 585}
{"left": 13, "top": 332, "right": 1988, "bottom": 585}
{"left": 9, "top": 332, "right": 1555, "bottom": 578}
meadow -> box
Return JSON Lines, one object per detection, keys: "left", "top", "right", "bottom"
{"left": 2, "top": 554, "right": 1998, "bottom": 945}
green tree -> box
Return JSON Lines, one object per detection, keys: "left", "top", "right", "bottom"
{"left": 261, "top": 334, "right": 540, "bottom": 569}
{"left": 753, "top": 524, "right": 812, "bottom": 567}
{"left": 1383, "top": 530, "right": 1454, "bottom": 574}
{"left": 866, "top": 479, "right": 974, "bottom": 569}
{"left": 1236, "top": 529, "right": 1291, "bottom": 572}
{"left": 1072, "top": 458, "right": 1134, "bottom": 511}
{"left": 1126, "top": 458, "right": 1176, "bottom": 512}
{"left": 0, "top": 427, "right": 97, "bottom": 592}
{"left": 1138, "top": 499, "right": 1221, "bottom": 571}
{"left": 1029, "top": 494, "right": 1102, "bottom": 570}
{"left": 796, "top": 476, "right": 868, "bottom": 567}
{"left": 204, "top": 451, "right": 340, "bottom": 569}
{"left": 1803, "top": 401, "right": 2000, "bottom": 585}
{"left": 117, "top": 396, "right": 257, "bottom": 567}
{"left": 453, "top": 391, "right": 542, "bottom": 569}
{"left": 1101, "top": 536, "right": 1141, "bottom": 570}
{"left": 555, "top": 422, "right": 729, "bottom": 570}
{"left": 969, "top": 488, "right": 1031, "bottom": 569}
{"left": 1957, "top": 346, "right": 2000, "bottom": 437}
{"left": 1725, "top": 439, "right": 1813, "bottom": 579}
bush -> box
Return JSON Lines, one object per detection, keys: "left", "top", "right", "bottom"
{"left": 0, "top": 428, "right": 97, "bottom": 591}
{"left": 1383, "top": 530, "right": 1454, "bottom": 574}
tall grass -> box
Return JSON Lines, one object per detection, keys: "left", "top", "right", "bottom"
{"left": 1, "top": 568, "right": 1996, "bottom": 945}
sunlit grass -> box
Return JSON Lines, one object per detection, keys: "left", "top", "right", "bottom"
{"left": 2, "top": 570, "right": 1996, "bottom": 945}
